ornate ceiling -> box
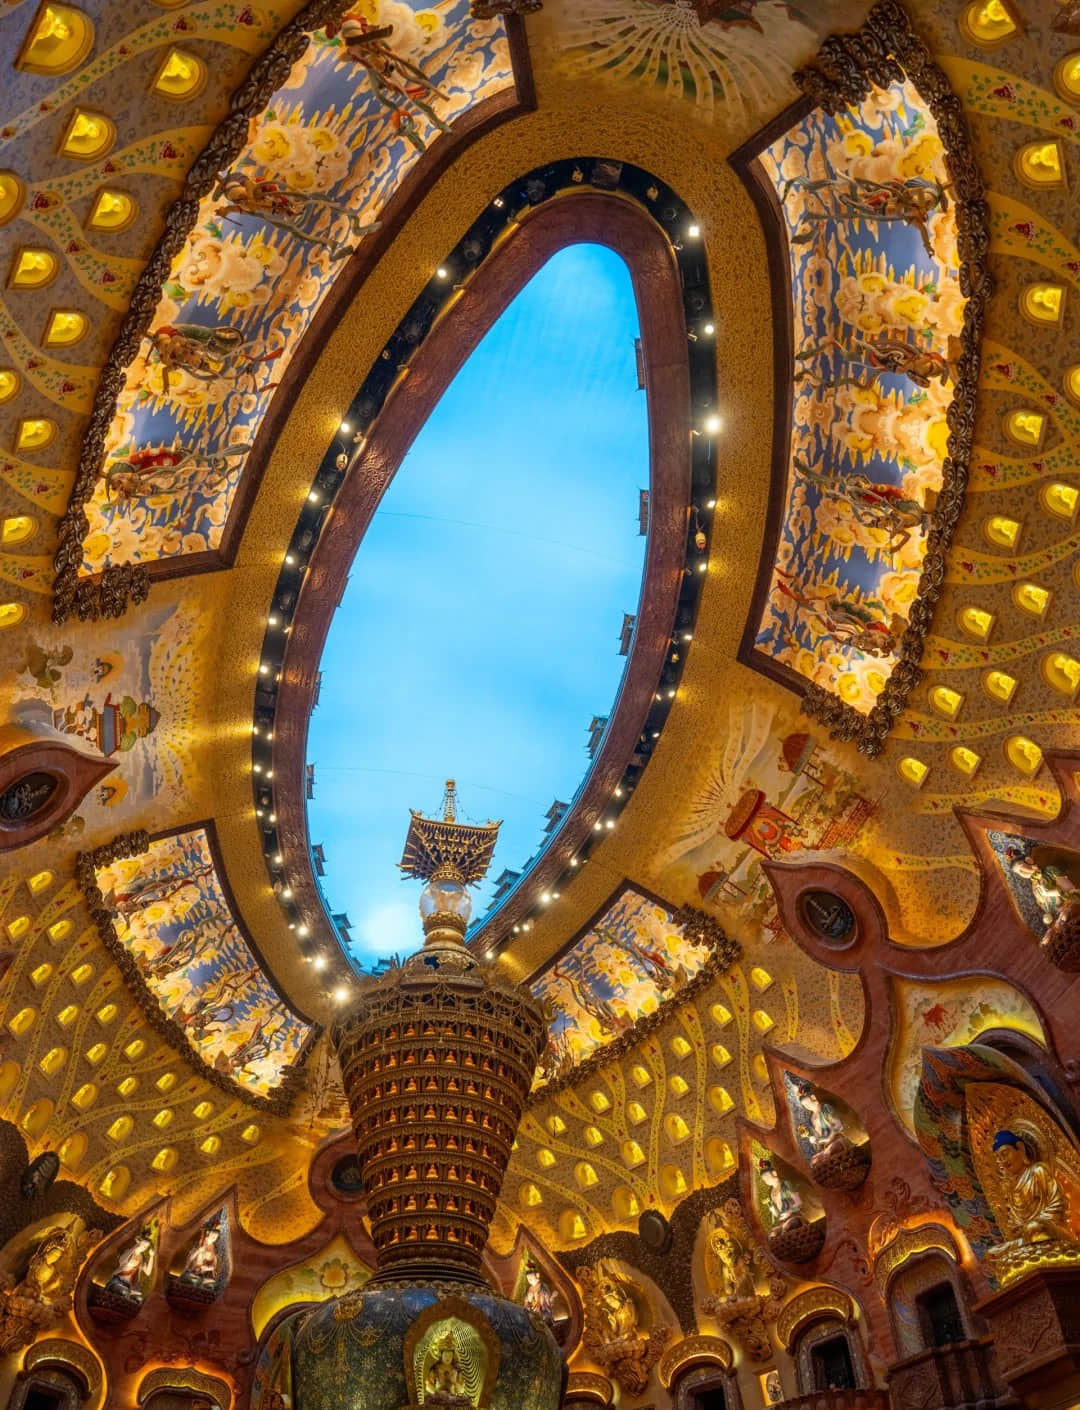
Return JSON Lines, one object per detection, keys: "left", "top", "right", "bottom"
{"left": 1, "top": 0, "right": 1080, "bottom": 1406}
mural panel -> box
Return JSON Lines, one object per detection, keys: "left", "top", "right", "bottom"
{"left": 531, "top": 887, "right": 714, "bottom": 1084}
{"left": 749, "top": 76, "right": 966, "bottom": 719}
{"left": 656, "top": 698, "right": 878, "bottom": 941}
{"left": 92, "top": 827, "right": 314, "bottom": 1101}
{"left": 75, "top": 2, "right": 514, "bottom": 578}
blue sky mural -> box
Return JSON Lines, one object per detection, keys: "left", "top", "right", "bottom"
{"left": 307, "top": 243, "right": 649, "bottom": 965}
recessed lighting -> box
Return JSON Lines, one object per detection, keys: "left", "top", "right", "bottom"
{"left": 703, "top": 322, "right": 715, "bottom": 335}
{"left": 282, "top": 887, "right": 293, "bottom": 899}
{"left": 253, "top": 764, "right": 262, "bottom": 774}
{"left": 706, "top": 498, "right": 716, "bottom": 509}
{"left": 697, "top": 561, "right": 707, "bottom": 573}
{"left": 258, "top": 664, "right": 269, "bottom": 675}
{"left": 268, "top": 813, "right": 277, "bottom": 823}
{"left": 688, "top": 223, "right": 701, "bottom": 238}
{"left": 285, "top": 553, "right": 296, "bottom": 566}
{"left": 308, "top": 491, "right": 320, "bottom": 503}
{"left": 340, "top": 421, "right": 351, "bottom": 433}
{"left": 683, "top": 632, "right": 693, "bottom": 642}
{"left": 265, "top": 770, "right": 273, "bottom": 780}
{"left": 614, "top": 787, "right": 623, "bottom": 798}
{"left": 273, "top": 854, "right": 282, "bottom": 865}
{"left": 605, "top": 819, "right": 615, "bottom": 829}
{"left": 298, "top": 924, "right": 309, "bottom": 937}
{"left": 268, "top": 614, "right": 279, "bottom": 626}
{"left": 436, "top": 266, "right": 448, "bottom": 279}
{"left": 494, "top": 197, "right": 505, "bottom": 208}
{"left": 652, "top": 731, "right": 660, "bottom": 739}
{"left": 704, "top": 414, "right": 722, "bottom": 434}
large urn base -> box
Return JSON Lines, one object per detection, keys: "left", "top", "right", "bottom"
{"left": 290, "top": 1281, "right": 565, "bottom": 1410}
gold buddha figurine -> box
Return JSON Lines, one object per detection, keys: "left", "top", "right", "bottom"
{"left": 986, "top": 1127, "right": 1078, "bottom": 1282}
{"left": 424, "top": 1331, "right": 471, "bottom": 1405}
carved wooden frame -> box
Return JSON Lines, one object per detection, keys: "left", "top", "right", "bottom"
{"left": 74, "top": 824, "right": 319, "bottom": 1113}
{"left": 730, "top": 0, "right": 990, "bottom": 756}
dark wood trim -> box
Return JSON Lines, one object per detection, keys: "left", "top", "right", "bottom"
{"left": 729, "top": 99, "right": 807, "bottom": 690}
{"left": 268, "top": 189, "right": 698, "bottom": 976}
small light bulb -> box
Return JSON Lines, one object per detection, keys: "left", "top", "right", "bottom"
{"left": 308, "top": 490, "right": 320, "bottom": 503}
{"left": 334, "top": 986, "right": 349, "bottom": 1003}
{"left": 340, "top": 421, "right": 351, "bottom": 434}
{"left": 706, "top": 498, "right": 717, "bottom": 509}
{"left": 703, "top": 322, "right": 715, "bottom": 335}
{"left": 285, "top": 553, "right": 296, "bottom": 566}
{"left": 436, "top": 266, "right": 448, "bottom": 279}
{"left": 667, "top": 688, "right": 676, "bottom": 699}
{"left": 314, "top": 954, "right": 326, "bottom": 970}
{"left": 282, "top": 887, "right": 293, "bottom": 899}
{"left": 704, "top": 414, "right": 722, "bottom": 434}
{"left": 552, "top": 892, "right": 560, "bottom": 900}
{"left": 273, "top": 854, "right": 282, "bottom": 865}
{"left": 265, "top": 770, "right": 273, "bottom": 780}
{"left": 594, "top": 821, "right": 603, "bottom": 832}
{"left": 540, "top": 892, "right": 551, "bottom": 904}
{"left": 570, "top": 857, "right": 579, "bottom": 867}
{"left": 298, "top": 924, "right": 310, "bottom": 937}
{"left": 494, "top": 197, "right": 505, "bottom": 209}
{"left": 268, "top": 614, "right": 279, "bottom": 626}
{"left": 683, "top": 632, "right": 693, "bottom": 642}
{"left": 253, "top": 764, "right": 262, "bottom": 774}
{"left": 605, "top": 819, "right": 615, "bottom": 829}
{"left": 485, "top": 950, "right": 495, "bottom": 961}
{"left": 268, "top": 813, "right": 277, "bottom": 823}
{"left": 259, "top": 664, "right": 269, "bottom": 676}
{"left": 697, "top": 561, "right": 707, "bottom": 573}
{"left": 614, "top": 787, "right": 624, "bottom": 798}
{"left": 688, "top": 223, "right": 701, "bottom": 238}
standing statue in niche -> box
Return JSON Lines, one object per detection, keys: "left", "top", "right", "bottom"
{"left": 105, "top": 1224, "right": 156, "bottom": 1303}
{"left": 179, "top": 1222, "right": 222, "bottom": 1287}
{"left": 1005, "top": 846, "right": 1080, "bottom": 942}
{"left": 792, "top": 1079, "right": 847, "bottom": 1157}
{"left": 759, "top": 1159, "right": 805, "bottom": 1231}
{"left": 523, "top": 1260, "right": 555, "bottom": 1327}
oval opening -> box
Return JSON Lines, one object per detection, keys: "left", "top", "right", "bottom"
{"left": 307, "top": 245, "right": 649, "bottom": 963}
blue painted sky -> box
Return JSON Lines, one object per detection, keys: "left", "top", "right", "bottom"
{"left": 307, "top": 243, "right": 649, "bottom": 966}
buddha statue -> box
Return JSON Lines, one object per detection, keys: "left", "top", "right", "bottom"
{"left": 986, "top": 1127, "right": 1079, "bottom": 1281}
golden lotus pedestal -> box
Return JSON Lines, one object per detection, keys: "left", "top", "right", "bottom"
{"left": 978, "top": 1266, "right": 1080, "bottom": 1410}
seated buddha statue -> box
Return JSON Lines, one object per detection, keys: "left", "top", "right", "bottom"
{"left": 986, "top": 1127, "right": 1078, "bottom": 1281}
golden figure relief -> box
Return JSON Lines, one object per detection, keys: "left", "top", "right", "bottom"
{"left": 413, "top": 1319, "right": 485, "bottom": 1407}
{"left": 579, "top": 1261, "right": 671, "bottom": 1397}
{"left": 0, "top": 1223, "right": 101, "bottom": 1353}
{"left": 701, "top": 1201, "right": 786, "bottom": 1362}
{"left": 967, "top": 1086, "right": 1080, "bottom": 1284}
